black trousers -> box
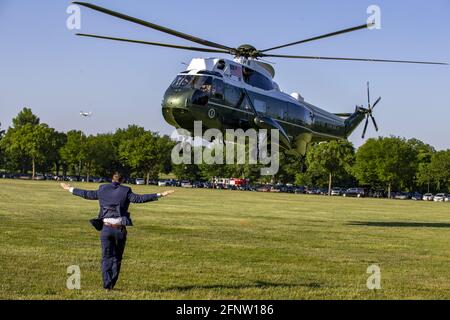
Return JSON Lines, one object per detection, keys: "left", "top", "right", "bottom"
{"left": 100, "top": 225, "right": 127, "bottom": 289}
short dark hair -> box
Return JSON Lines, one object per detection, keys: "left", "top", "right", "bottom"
{"left": 112, "top": 172, "right": 124, "bottom": 183}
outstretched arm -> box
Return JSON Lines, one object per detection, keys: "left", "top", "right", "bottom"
{"left": 128, "top": 189, "right": 175, "bottom": 203}
{"left": 60, "top": 183, "right": 99, "bottom": 200}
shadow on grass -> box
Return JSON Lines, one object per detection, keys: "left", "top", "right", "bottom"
{"left": 163, "top": 280, "right": 321, "bottom": 292}
{"left": 348, "top": 221, "right": 450, "bottom": 228}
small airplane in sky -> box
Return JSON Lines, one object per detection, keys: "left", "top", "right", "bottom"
{"left": 80, "top": 111, "right": 93, "bottom": 117}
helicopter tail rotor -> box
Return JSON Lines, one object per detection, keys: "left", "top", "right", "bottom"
{"left": 361, "top": 82, "right": 381, "bottom": 139}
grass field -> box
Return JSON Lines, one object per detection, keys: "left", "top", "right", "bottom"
{"left": 1, "top": 179, "right": 450, "bottom": 300}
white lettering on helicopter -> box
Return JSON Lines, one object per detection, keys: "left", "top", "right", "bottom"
{"left": 66, "top": 4, "right": 81, "bottom": 30}
{"left": 367, "top": 5, "right": 382, "bottom": 30}
{"left": 171, "top": 121, "right": 280, "bottom": 176}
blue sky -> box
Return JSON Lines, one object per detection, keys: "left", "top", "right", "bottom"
{"left": 1, "top": 0, "right": 449, "bottom": 150}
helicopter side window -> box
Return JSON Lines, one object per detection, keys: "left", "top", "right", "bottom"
{"left": 243, "top": 67, "right": 273, "bottom": 91}
{"left": 254, "top": 99, "right": 267, "bottom": 114}
{"left": 268, "top": 99, "right": 287, "bottom": 120}
{"left": 288, "top": 103, "right": 306, "bottom": 125}
{"left": 211, "top": 79, "right": 224, "bottom": 99}
{"left": 193, "top": 76, "right": 212, "bottom": 93}
{"left": 216, "top": 60, "right": 226, "bottom": 71}
{"left": 224, "top": 84, "right": 243, "bottom": 107}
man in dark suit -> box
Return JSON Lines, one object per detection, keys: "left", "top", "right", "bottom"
{"left": 60, "top": 172, "right": 174, "bottom": 290}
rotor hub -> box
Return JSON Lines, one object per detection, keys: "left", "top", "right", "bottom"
{"left": 235, "top": 44, "right": 260, "bottom": 59}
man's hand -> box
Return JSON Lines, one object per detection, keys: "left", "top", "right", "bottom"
{"left": 161, "top": 190, "right": 175, "bottom": 197}
{"left": 60, "top": 183, "right": 71, "bottom": 191}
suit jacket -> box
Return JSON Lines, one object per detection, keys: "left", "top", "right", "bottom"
{"left": 73, "top": 182, "right": 159, "bottom": 226}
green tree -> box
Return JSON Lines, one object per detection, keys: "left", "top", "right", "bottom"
{"left": 83, "top": 134, "right": 119, "bottom": 180}
{"left": 354, "top": 137, "right": 418, "bottom": 197}
{"left": 12, "top": 107, "right": 40, "bottom": 128}
{"left": 409, "top": 138, "right": 436, "bottom": 193}
{"left": 118, "top": 128, "right": 160, "bottom": 184}
{"left": 0, "top": 123, "right": 5, "bottom": 170}
{"left": 155, "top": 134, "right": 176, "bottom": 176}
{"left": 1, "top": 108, "right": 42, "bottom": 173}
{"left": 1, "top": 124, "right": 54, "bottom": 178}
{"left": 51, "top": 131, "right": 68, "bottom": 176}
{"left": 305, "top": 140, "right": 355, "bottom": 195}
{"left": 60, "top": 130, "right": 86, "bottom": 176}
{"left": 426, "top": 150, "right": 450, "bottom": 192}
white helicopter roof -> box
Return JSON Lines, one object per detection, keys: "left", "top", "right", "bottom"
{"left": 186, "top": 57, "right": 275, "bottom": 79}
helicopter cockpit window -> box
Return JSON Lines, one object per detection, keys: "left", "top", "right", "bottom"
{"left": 171, "top": 75, "right": 194, "bottom": 88}
{"left": 243, "top": 67, "right": 274, "bottom": 91}
{"left": 171, "top": 75, "right": 212, "bottom": 91}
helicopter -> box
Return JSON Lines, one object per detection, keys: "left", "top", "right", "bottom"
{"left": 73, "top": 2, "right": 449, "bottom": 155}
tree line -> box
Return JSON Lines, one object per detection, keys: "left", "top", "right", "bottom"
{"left": 0, "top": 108, "right": 449, "bottom": 194}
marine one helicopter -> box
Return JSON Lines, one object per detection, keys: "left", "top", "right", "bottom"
{"left": 73, "top": 2, "right": 449, "bottom": 155}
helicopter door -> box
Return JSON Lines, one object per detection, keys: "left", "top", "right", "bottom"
{"left": 237, "top": 95, "right": 253, "bottom": 129}
{"left": 211, "top": 78, "right": 224, "bottom": 101}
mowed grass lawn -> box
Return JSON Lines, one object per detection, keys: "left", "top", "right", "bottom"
{"left": 1, "top": 180, "right": 450, "bottom": 300}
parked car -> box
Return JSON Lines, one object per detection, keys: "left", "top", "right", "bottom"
{"left": 369, "top": 190, "right": 386, "bottom": 198}
{"left": 166, "top": 179, "right": 179, "bottom": 187}
{"left": 135, "top": 178, "right": 145, "bottom": 185}
{"left": 181, "top": 181, "right": 193, "bottom": 188}
{"left": 411, "top": 192, "right": 423, "bottom": 201}
{"left": 34, "top": 173, "right": 46, "bottom": 180}
{"left": 257, "top": 185, "right": 271, "bottom": 192}
{"left": 445, "top": 195, "right": 450, "bottom": 202}
{"left": 331, "top": 187, "right": 344, "bottom": 196}
{"left": 434, "top": 193, "right": 447, "bottom": 202}
{"left": 423, "top": 193, "right": 434, "bottom": 201}
{"left": 193, "top": 181, "right": 205, "bottom": 188}
{"left": 343, "top": 188, "right": 366, "bottom": 198}
{"left": 158, "top": 180, "right": 168, "bottom": 187}
{"left": 294, "top": 186, "right": 306, "bottom": 194}
{"left": 305, "top": 188, "right": 319, "bottom": 195}
{"left": 394, "top": 192, "right": 411, "bottom": 200}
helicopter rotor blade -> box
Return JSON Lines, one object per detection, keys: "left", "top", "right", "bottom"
{"left": 370, "top": 115, "right": 379, "bottom": 132}
{"left": 73, "top": 2, "right": 235, "bottom": 52}
{"left": 372, "top": 97, "right": 382, "bottom": 109}
{"left": 260, "top": 54, "right": 449, "bottom": 66}
{"left": 260, "top": 23, "right": 372, "bottom": 53}
{"left": 334, "top": 113, "right": 353, "bottom": 117}
{"left": 75, "top": 33, "right": 231, "bottom": 53}
{"left": 362, "top": 116, "right": 369, "bottom": 139}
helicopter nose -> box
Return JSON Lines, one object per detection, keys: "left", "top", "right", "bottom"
{"left": 162, "top": 94, "right": 196, "bottom": 131}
